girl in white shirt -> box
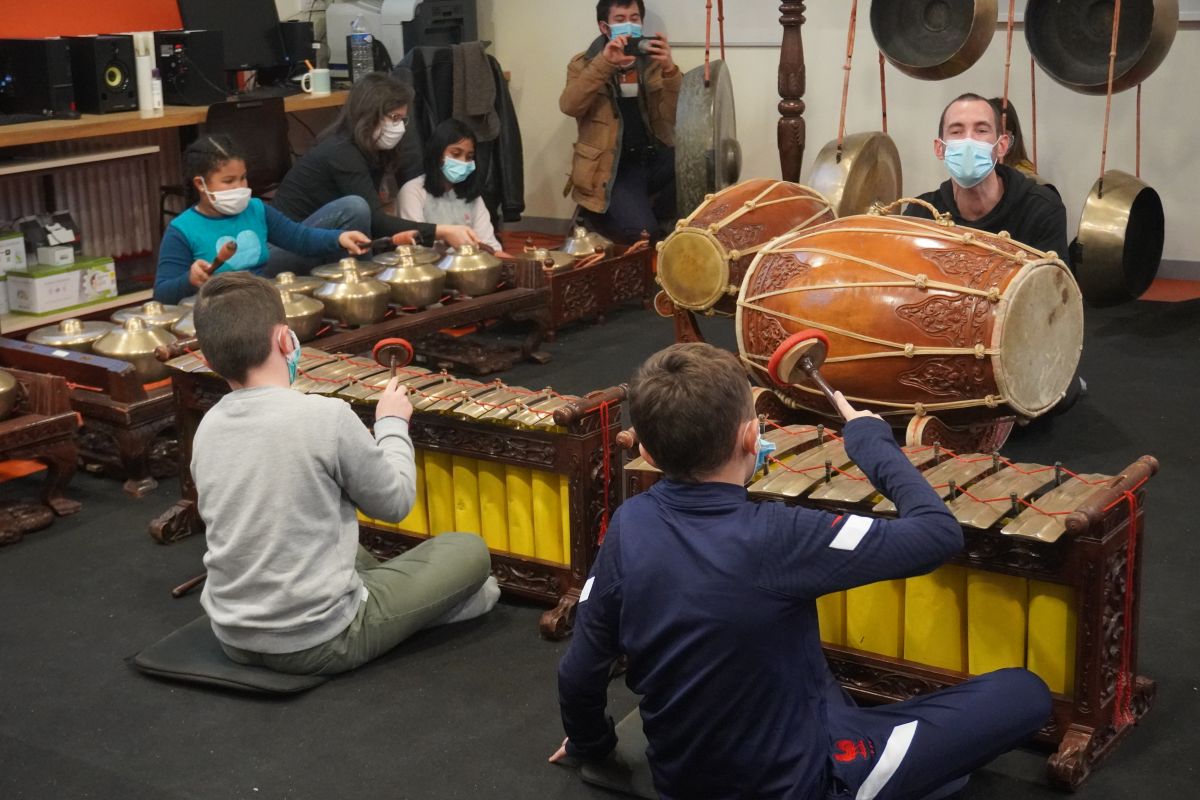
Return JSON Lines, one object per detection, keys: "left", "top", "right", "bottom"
{"left": 398, "top": 120, "right": 512, "bottom": 257}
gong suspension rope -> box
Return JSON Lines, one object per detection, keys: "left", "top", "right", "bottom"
{"left": 835, "top": 0, "right": 859, "bottom": 162}
{"left": 1136, "top": 82, "right": 1142, "bottom": 178}
{"left": 878, "top": 50, "right": 888, "bottom": 134}
{"left": 1030, "top": 56, "right": 1039, "bottom": 172}
{"left": 703, "top": 0, "right": 727, "bottom": 86}
{"left": 1000, "top": 0, "right": 1017, "bottom": 139}
{"left": 1099, "top": 0, "right": 1124, "bottom": 197}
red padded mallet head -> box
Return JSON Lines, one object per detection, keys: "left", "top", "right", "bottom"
{"left": 766, "top": 328, "right": 839, "bottom": 410}
{"left": 372, "top": 337, "right": 414, "bottom": 378}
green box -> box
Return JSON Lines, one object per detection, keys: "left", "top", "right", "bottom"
{"left": 77, "top": 256, "right": 118, "bottom": 303}
{"left": 0, "top": 229, "right": 26, "bottom": 275}
{"left": 5, "top": 263, "right": 83, "bottom": 315}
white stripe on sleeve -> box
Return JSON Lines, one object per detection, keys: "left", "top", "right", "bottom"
{"left": 829, "top": 515, "right": 873, "bottom": 551}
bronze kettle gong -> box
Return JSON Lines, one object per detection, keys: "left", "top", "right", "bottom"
{"left": 871, "top": 0, "right": 998, "bottom": 80}
{"left": 1073, "top": 170, "right": 1165, "bottom": 306}
{"left": 1026, "top": 0, "right": 1178, "bottom": 94}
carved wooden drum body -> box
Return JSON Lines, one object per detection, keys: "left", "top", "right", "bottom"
{"left": 657, "top": 178, "right": 834, "bottom": 315}
{"left": 736, "top": 214, "right": 1083, "bottom": 424}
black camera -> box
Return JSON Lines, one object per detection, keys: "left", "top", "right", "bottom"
{"left": 623, "top": 34, "right": 662, "bottom": 57}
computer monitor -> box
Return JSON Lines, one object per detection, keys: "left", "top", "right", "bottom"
{"left": 176, "top": 0, "right": 287, "bottom": 72}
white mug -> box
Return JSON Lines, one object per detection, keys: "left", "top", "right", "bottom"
{"left": 301, "top": 68, "right": 332, "bottom": 96}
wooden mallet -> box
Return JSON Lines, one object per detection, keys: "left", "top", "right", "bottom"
{"left": 210, "top": 239, "right": 238, "bottom": 272}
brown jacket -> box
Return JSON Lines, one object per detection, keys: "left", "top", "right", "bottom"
{"left": 559, "top": 38, "right": 682, "bottom": 213}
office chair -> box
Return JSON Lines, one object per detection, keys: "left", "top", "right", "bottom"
{"left": 160, "top": 97, "right": 292, "bottom": 233}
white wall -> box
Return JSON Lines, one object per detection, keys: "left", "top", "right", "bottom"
{"left": 478, "top": 1, "right": 1198, "bottom": 262}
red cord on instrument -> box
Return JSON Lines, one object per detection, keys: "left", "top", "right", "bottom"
{"left": 835, "top": 0, "right": 859, "bottom": 162}
{"left": 1030, "top": 56, "right": 1039, "bottom": 173}
{"left": 1099, "top": 0, "right": 1125, "bottom": 196}
{"left": 598, "top": 400, "right": 613, "bottom": 544}
{"left": 878, "top": 51, "right": 888, "bottom": 134}
{"left": 1100, "top": 479, "right": 1148, "bottom": 728}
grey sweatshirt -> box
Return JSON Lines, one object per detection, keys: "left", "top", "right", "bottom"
{"left": 193, "top": 386, "right": 416, "bottom": 654}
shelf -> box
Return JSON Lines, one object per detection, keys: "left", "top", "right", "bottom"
{"left": 0, "top": 289, "right": 153, "bottom": 336}
{"left": 0, "top": 146, "right": 160, "bottom": 177}
{"left": 0, "top": 91, "right": 348, "bottom": 148}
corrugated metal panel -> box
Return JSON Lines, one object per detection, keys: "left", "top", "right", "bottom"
{"left": 0, "top": 128, "right": 182, "bottom": 258}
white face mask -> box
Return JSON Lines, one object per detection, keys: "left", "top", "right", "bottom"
{"left": 200, "top": 178, "right": 252, "bottom": 216}
{"left": 374, "top": 119, "right": 406, "bottom": 150}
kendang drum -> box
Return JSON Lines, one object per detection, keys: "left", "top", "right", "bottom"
{"left": 736, "top": 209, "right": 1083, "bottom": 425}
{"left": 656, "top": 178, "right": 834, "bottom": 315}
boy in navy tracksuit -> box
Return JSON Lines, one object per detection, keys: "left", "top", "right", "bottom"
{"left": 553, "top": 343, "right": 1052, "bottom": 799}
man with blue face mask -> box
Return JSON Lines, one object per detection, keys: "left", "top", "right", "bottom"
{"left": 904, "top": 93, "right": 1069, "bottom": 264}
{"left": 560, "top": 0, "right": 681, "bottom": 243}
{"left": 906, "top": 93, "right": 1084, "bottom": 415}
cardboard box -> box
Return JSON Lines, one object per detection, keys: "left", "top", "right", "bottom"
{"left": 77, "top": 256, "right": 118, "bottom": 303}
{"left": 5, "top": 264, "right": 82, "bottom": 315}
{"left": 0, "top": 274, "right": 8, "bottom": 315}
{"left": 37, "top": 245, "right": 75, "bottom": 267}
{"left": 0, "top": 229, "right": 26, "bottom": 274}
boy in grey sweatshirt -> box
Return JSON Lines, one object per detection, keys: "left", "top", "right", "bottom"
{"left": 191, "top": 272, "right": 499, "bottom": 675}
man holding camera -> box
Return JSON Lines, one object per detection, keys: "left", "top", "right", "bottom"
{"left": 560, "top": 0, "right": 681, "bottom": 243}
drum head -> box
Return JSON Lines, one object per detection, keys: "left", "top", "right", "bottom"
{"left": 994, "top": 262, "right": 1084, "bottom": 417}
{"left": 807, "top": 132, "right": 903, "bottom": 217}
{"left": 1076, "top": 170, "right": 1165, "bottom": 306}
{"left": 871, "top": 0, "right": 997, "bottom": 80}
{"left": 656, "top": 228, "right": 730, "bottom": 311}
{"left": 1026, "top": 0, "right": 1178, "bottom": 94}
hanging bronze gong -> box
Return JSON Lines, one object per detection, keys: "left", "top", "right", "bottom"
{"left": 1074, "top": 170, "right": 1164, "bottom": 306}
{"left": 1026, "top": 0, "right": 1178, "bottom": 94}
{"left": 806, "top": 132, "right": 902, "bottom": 217}
{"left": 871, "top": 0, "right": 998, "bottom": 80}
{"left": 675, "top": 60, "right": 742, "bottom": 217}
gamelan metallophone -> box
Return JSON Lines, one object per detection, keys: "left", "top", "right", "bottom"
{"left": 623, "top": 421, "right": 1157, "bottom": 790}
{"left": 161, "top": 346, "right": 624, "bottom": 638}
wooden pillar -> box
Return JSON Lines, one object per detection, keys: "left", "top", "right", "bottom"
{"left": 778, "top": 2, "right": 807, "bottom": 181}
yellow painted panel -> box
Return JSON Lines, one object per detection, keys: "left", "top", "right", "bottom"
{"left": 532, "top": 469, "right": 564, "bottom": 563}
{"left": 967, "top": 570, "right": 1029, "bottom": 674}
{"left": 1028, "top": 580, "right": 1077, "bottom": 695}
{"left": 451, "top": 456, "right": 482, "bottom": 536}
{"left": 505, "top": 466, "right": 536, "bottom": 557}
{"left": 424, "top": 451, "right": 456, "bottom": 535}
{"left": 904, "top": 565, "right": 967, "bottom": 672}
{"left": 846, "top": 580, "right": 905, "bottom": 657}
{"left": 396, "top": 450, "right": 429, "bottom": 535}
{"left": 477, "top": 460, "right": 509, "bottom": 552}
{"left": 559, "top": 473, "right": 573, "bottom": 569}
{"left": 816, "top": 591, "right": 846, "bottom": 646}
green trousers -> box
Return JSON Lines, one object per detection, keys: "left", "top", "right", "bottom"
{"left": 221, "top": 532, "right": 492, "bottom": 675}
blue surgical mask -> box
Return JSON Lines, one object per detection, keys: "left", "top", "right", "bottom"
{"left": 753, "top": 431, "right": 776, "bottom": 476}
{"left": 940, "top": 137, "right": 998, "bottom": 189}
{"left": 285, "top": 330, "right": 301, "bottom": 384}
{"left": 608, "top": 21, "right": 643, "bottom": 39}
{"left": 441, "top": 156, "right": 476, "bottom": 185}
